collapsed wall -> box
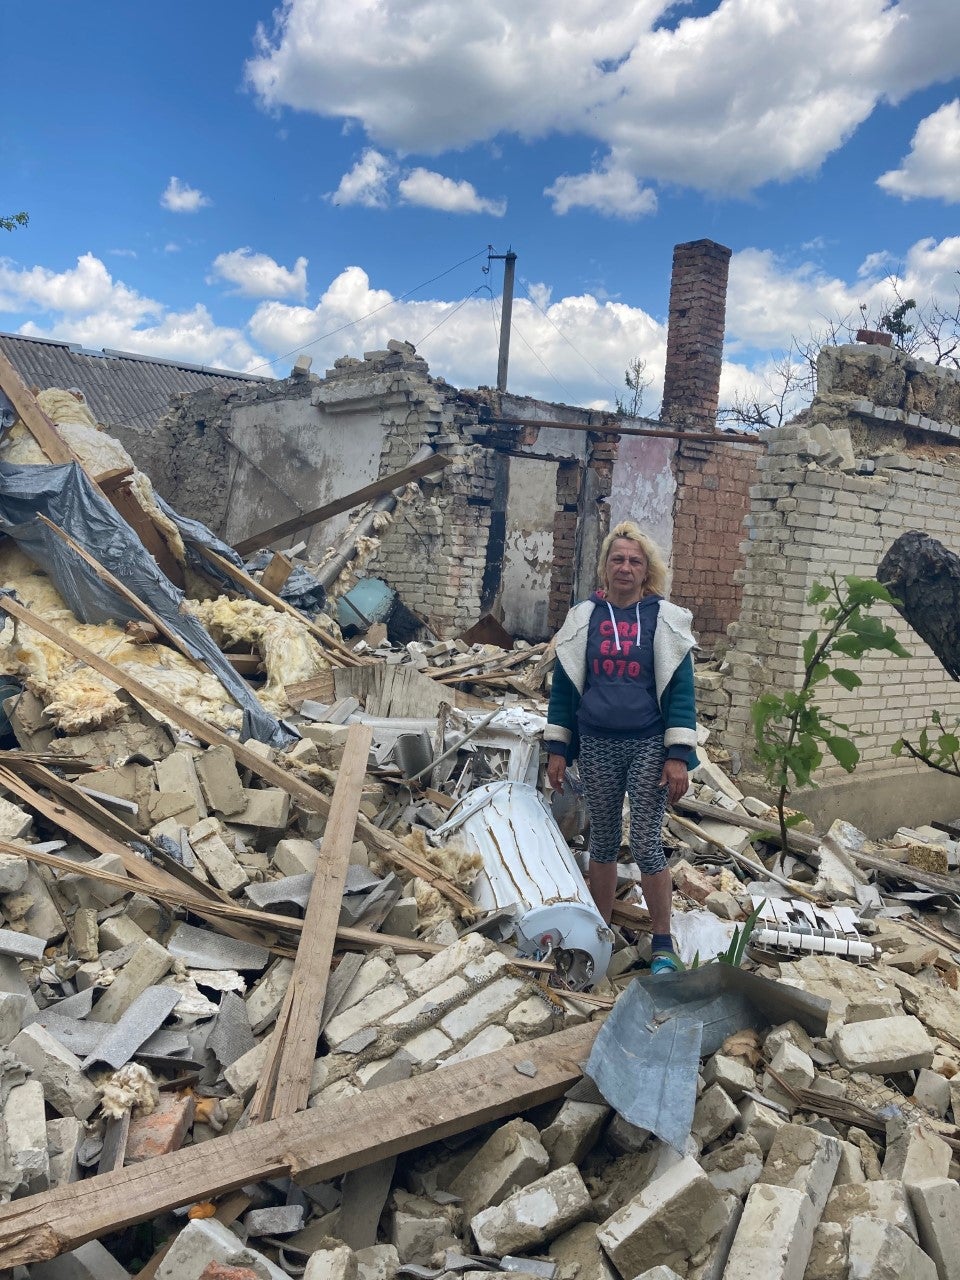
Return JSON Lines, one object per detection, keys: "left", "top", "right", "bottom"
{"left": 719, "top": 343, "right": 960, "bottom": 782}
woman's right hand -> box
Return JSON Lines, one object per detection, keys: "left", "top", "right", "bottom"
{"left": 547, "top": 752, "right": 567, "bottom": 795}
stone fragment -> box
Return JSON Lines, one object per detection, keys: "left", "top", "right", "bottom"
{"left": 449, "top": 1117, "right": 550, "bottom": 1223}
{"left": 700, "top": 1133, "right": 764, "bottom": 1199}
{"left": 913, "top": 1067, "right": 951, "bottom": 1118}
{"left": 195, "top": 745, "right": 247, "bottom": 816}
{"left": 834, "top": 1140, "right": 866, "bottom": 1185}
{"left": 721, "top": 1184, "right": 816, "bottom": 1280}
{"left": 692, "top": 1082, "right": 740, "bottom": 1146}
{"left": 0, "top": 795, "right": 33, "bottom": 840}
{"left": 804, "top": 1221, "right": 847, "bottom": 1280}
{"left": 0, "top": 849, "right": 28, "bottom": 893}
{"left": 540, "top": 1100, "right": 608, "bottom": 1169}
{"left": 155, "top": 1218, "right": 288, "bottom": 1280}
{"left": 759, "top": 1124, "right": 841, "bottom": 1217}
{"left": 303, "top": 1246, "right": 358, "bottom": 1280}
{"left": 846, "top": 1215, "right": 936, "bottom": 1280}
{"left": 908, "top": 1177, "right": 960, "bottom": 1280}
{"left": 189, "top": 818, "right": 249, "bottom": 894}
{"left": 234, "top": 788, "right": 291, "bottom": 830}
{"left": 274, "top": 837, "right": 320, "bottom": 877}
{"left": 822, "top": 1181, "right": 917, "bottom": 1241}
{"left": 471, "top": 1163, "right": 591, "bottom": 1256}
{"left": 763, "top": 1040, "right": 814, "bottom": 1110}
{"left": 390, "top": 1206, "right": 455, "bottom": 1263}
{"left": 597, "top": 1155, "right": 727, "bottom": 1276}
{"left": 125, "top": 1092, "right": 197, "bottom": 1162}
{"left": 0, "top": 926, "right": 45, "bottom": 961}
{"left": 439, "top": 975, "right": 526, "bottom": 1043}
{"left": 246, "top": 958, "right": 295, "bottom": 1035}
{"left": 8, "top": 1023, "right": 100, "bottom": 1119}
{"left": 354, "top": 1244, "right": 399, "bottom": 1280}
{"left": 46, "top": 1116, "right": 85, "bottom": 1186}
{"left": 442, "top": 1024, "right": 515, "bottom": 1065}
{"left": 244, "top": 1205, "right": 305, "bottom": 1236}
{"left": 324, "top": 982, "right": 408, "bottom": 1049}
{"left": 702, "top": 1053, "right": 754, "bottom": 1100}
{"left": 548, "top": 1221, "right": 618, "bottom": 1280}
{"left": 403, "top": 934, "right": 487, "bottom": 996}
{"left": 88, "top": 936, "right": 173, "bottom": 1024}
{"left": 4, "top": 1078, "right": 49, "bottom": 1191}
{"left": 737, "top": 1097, "right": 787, "bottom": 1153}
{"left": 881, "top": 1115, "right": 952, "bottom": 1183}
{"left": 155, "top": 750, "right": 208, "bottom": 825}
{"left": 832, "top": 1014, "right": 933, "bottom": 1073}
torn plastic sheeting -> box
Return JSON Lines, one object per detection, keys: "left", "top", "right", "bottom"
{"left": 432, "top": 781, "right": 612, "bottom": 989}
{"left": 0, "top": 460, "right": 292, "bottom": 746}
{"left": 587, "top": 967, "right": 829, "bottom": 1151}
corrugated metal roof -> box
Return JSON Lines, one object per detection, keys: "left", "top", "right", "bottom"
{"left": 0, "top": 331, "right": 274, "bottom": 432}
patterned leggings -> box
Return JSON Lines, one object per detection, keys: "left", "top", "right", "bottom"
{"left": 578, "top": 733, "right": 668, "bottom": 874}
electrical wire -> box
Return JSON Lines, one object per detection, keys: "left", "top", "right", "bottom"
{"left": 521, "top": 277, "right": 623, "bottom": 398}
{"left": 509, "top": 319, "right": 577, "bottom": 402}
{"left": 413, "top": 284, "right": 491, "bottom": 349}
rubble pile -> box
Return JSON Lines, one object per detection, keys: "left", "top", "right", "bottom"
{"left": 2, "top": 375, "right": 960, "bottom": 1280}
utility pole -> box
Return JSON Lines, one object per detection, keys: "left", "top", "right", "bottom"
{"left": 488, "top": 249, "right": 517, "bottom": 392}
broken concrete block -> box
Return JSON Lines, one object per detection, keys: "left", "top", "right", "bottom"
{"left": 629, "top": 1272, "right": 684, "bottom": 1280}
{"left": 702, "top": 1053, "right": 754, "bottom": 1100}
{"left": 234, "top": 788, "right": 291, "bottom": 831}
{"left": 274, "top": 837, "right": 320, "bottom": 877}
{"left": 97, "top": 914, "right": 149, "bottom": 950}
{"left": 439, "top": 975, "right": 526, "bottom": 1043}
{"left": 126, "top": 1091, "right": 197, "bottom": 1163}
{"left": 597, "top": 1155, "right": 727, "bottom": 1276}
{"left": 692, "top": 1082, "right": 740, "bottom": 1146}
{"left": 324, "top": 982, "right": 409, "bottom": 1050}
{"left": 195, "top": 745, "right": 246, "bottom": 817}
{"left": 908, "top": 1177, "right": 960, "bottom": 1280}
{"left": 3, "top": 866, "right": 65, "bottom": 941}
{"left": 721, "top": 1183, "right": 816, "bottom": 1280}
{"left": 403, "top": 933, "right": 487, "bottom": 996}
{"left": 0, "top": 795, "right": 33, "bottom": 841}
{"left": 835, "top": 1139, "right": 866, "bottom": 1185}
{"left": 155, "top": 1218, "right": 288, "bottom": 1280}
{"left": 9, "top": 1023, "right": 100, "bottom": 1119}
{"left": 804, "top": 1220, "right": 847, "bottom": 1280}
{"left": 548, "top": 1221, "right": 618, "bottom": 1280}
{"left": 4, "top": 1078, "right": 49, "bottom": 1192}
{"left": 88, "top": 936, "right": 173, "bottom": 1024}
{"left": 0, "top": 927, "right": 45, "bottom": 961}
{"left": 506, "top": 995, "right": 558, "bottom": 1039}
{"left": 244, "top": 1205, "right": 305, "bottom": 1237}
{"left": 471, "top": 1163, "right": 591, "bottom": 1256}
{"left": 0, "top": 991, "right": 25, "bottom": 1046}
{"left": 28, "top": 1239, "right": 131, "bottom": 1279}
{"left": 47, "top": 1116, "right": 84, "bottom": 1186}
{"left": 188, "top": 818, "right": 249, "bottom": 895}
{"left": 913, "top": 1067, "right": 951, "bottom": 1118}
{"left": 700, "top": 1133, "right": 764, "bottom": 1199}
{"left": 759, "top": 1124, "right": 841, "bottom": 1217}
{"left": 540, "top": 1100, "right": 608, "bottom": 1169}
{"left": 763, "top": 1040, "right": 815, "bottom": 1110}
{"left": 881, "top": 1114, "right": 952, "bottom": 1183}
{"left": 832, "top": 1014, "right": 933, "bottom": 1074}
{"left": 0, "top": 850, "right": 28, "bottom": 894}
{"left": 450, "top": 1117, "right": 550, "bottom": 1224}
{"left": 390, "top": 1206, "right": 455, "bottom": 1263}
{"left": 57, "top": 852, "right": 129, "bottom": 910}
{"left": 846, "top": 1214, "right": 937, "bottom": 1280}
{"left": 822, "top": 1181, "right": 918, "bottom": 1241}
{"left": 354, "top": 1244, "right": 399, "bottom": 1280}
{"left": 303, "top": 1246, "right": 358, "bottom": 1280}
{"left": 737, "top": 1097, "right": 787, "bottom": 1153}
{"left": 155, "top": 750, "right": 208, "bottom": 825}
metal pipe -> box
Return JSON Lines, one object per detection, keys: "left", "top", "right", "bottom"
{"left": 482, "top": 414, "right": 763, "bottom": 446}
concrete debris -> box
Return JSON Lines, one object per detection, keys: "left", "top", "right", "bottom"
{"left": 4, "top": 378, "right": 960, "bottom": 1280}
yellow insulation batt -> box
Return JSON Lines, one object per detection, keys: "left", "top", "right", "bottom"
{"left": 0, "top": 545, "right": 243, "bottom": 734}
{"left": 3, "top": 388, "right": 187, "bottom": 565}
{"left": 184, "top": 596, "right": 330, "bottom": 712}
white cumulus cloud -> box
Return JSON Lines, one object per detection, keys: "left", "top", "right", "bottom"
{"left": 160, "top": 176, "right": 212, "bottom": 213}
{"left": 397, "top": 169, "right": 506, "bottom": 216}
{"left": 209, "top": 248, "right": 309, "bottom": 300}
{"left": 877, "top": 98, "right": 960, "bottom": 202}
{"left": 545, "top": 164, "right": 657, "bottom": 218}
{"left": 247, "top": 0, "right": 960, "bottom": 197}
{"left": 328, "top": 150, "right": 395, "bottom": 208}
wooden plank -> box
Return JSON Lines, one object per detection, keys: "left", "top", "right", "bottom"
{"left": 284, "top": 670, "right": 337, "bottom": 707}
{"left": 94, "top": 466, "right": 135, "bottom": 494}
{"left": 36, "top": 515, "right": 200, "bottom": 668}
{"left": 107, "top": 480, "right": 186, "bottom": 588}
{"left": 199, "top": 547, "right": 361, "bottom": 667}
{"left": 259, "top": 552, "right": 294, "bottom": 595}
{"left": 0, "top": 595, "right": 474, "bottom": 913}
{"left": 0, "top": 1023, "right": 598, "bottom": 1266}
{"left": 251, "top": 724, "right": 372, "bottom": 1122}
{"left": 675, "top": 795, "right": 821, "bottom": 853}
{"left": 232, "top": 454, "right": 453, "bottom": 556}
{"left": 0, "top": 351, "right": 76, "bottom": 463}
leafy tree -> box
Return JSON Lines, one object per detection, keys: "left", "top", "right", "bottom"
{"left": 752, "top": 575, "right": 909, "bottom": 851}
{"left": 0, "top": 212, "right": 28, "bottom": 232}
{"left": 893, "top": 710, "right": 960, "bottom": 778}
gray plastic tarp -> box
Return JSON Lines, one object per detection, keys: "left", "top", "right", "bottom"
{"left": 0, "top": 460, "right": 292, "bottom": 746}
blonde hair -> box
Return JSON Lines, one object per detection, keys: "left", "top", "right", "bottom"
{"left": 597, "top": 521, "right": 670, "bottom": 597}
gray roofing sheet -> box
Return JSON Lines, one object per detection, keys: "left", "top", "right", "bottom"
{"left": 0, "top": 331, "right": 273, "bottom": 432}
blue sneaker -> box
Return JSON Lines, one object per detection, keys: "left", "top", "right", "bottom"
{"left": 650, "top": 951, "right": 681, "bottom": 975}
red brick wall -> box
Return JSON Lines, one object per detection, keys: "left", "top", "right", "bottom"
{"left": 671, "top": 439, "right": 760, "bottom": 648}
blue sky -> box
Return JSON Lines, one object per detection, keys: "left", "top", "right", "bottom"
{"left": 2, "top": 1, "right": 960, "bottom": 415}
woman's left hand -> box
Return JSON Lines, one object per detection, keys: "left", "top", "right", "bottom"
{"left": 660, "top": 759, "right": 689, "bottom": 806}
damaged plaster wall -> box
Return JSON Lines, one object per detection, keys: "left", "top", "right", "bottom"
{"left": 719, "top": 343, "right": 960, "bottom": 788}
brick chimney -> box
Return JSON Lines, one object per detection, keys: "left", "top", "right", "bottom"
{"left": 660, "top": 239, "right": 731, "bottom": 431}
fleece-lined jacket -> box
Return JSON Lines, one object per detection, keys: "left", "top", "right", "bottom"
{"left": 544, "top": 597, "right": 699, "bottom": 767}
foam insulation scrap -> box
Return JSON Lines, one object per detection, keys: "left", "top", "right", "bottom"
{"left": 4, "top": 389, "right": 187, "bottom": 566}
{"left": 97, "top": 1063, "right": 160, "bottom": 1119}
{"left": 0, "top": 544, "right": 244, "bottom": 733}
{"left": 185, "top": 596, "right": 331, "bottom": 711}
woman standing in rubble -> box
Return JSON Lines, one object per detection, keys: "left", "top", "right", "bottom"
{"left": 544, "top": 520, "right": 698, "bottom": 974}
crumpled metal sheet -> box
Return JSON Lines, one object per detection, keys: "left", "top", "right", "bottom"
{"left": 0, "top": 460, "right": 292, "bottom": 745}
{"left": 586, "top": 967, "right": 830, "bottom": 1151}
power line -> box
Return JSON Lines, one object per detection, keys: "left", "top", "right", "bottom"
{"left": 414, "top": 284, "right": 491, "bottom": 349}
{"left": 521, "top": 277, "right": 623, "bottom": 398}
{"left": 509, "top": 319, "right": 577, "bottom": 402}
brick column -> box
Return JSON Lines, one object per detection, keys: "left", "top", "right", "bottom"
{"left": 661, "top": 239, "right": 731, "bottom": 431}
